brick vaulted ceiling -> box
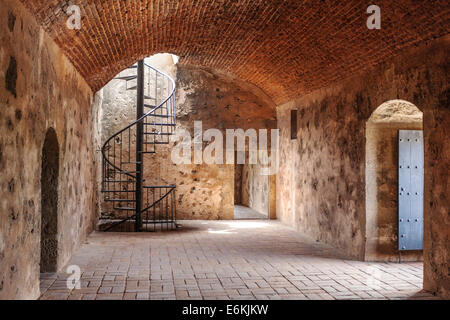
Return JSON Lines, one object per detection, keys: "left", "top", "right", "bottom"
{"left": 20, "top": 0, "right": 449, "bottom": 104}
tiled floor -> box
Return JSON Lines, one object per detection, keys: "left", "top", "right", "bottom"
{"left": 39, "top": 220, "right": 437, "bottom": 300}
{"left": 234, "top": 205, "right": 268, "bottom": 219}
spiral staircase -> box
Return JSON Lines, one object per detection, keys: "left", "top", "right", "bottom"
{"left": 101, "top": 60, "right": 177, "bottom": 232}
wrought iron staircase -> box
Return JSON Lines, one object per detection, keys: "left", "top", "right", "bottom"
{"left": 101, "top": 60, "right": 177, "bottom": 232}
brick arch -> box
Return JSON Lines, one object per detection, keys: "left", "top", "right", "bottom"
{"left": 20, "top": 0, "right": 449, "bottom": 104}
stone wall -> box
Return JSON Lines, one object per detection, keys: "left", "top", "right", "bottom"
{"left": 0, "top": 0, "right": 98, "bottom": 299}
{"left": 276, "top": 36, "right": 449, "bottom": 297}
{"left": 99, "top": 57, "right": 276, "bottom": 220}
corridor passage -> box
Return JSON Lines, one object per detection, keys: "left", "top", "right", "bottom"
{"left": 39, "top": 221, "right": 436, "bottom": 300}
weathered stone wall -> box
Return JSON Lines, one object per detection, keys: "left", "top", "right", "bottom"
{"left": 422, "top": 39, "right": 450, "bottom": 299}
{"left": 0, "top": 0, "right": 98, "bottom": 299}
{"left": 276, "top": 36, "right": 449, "bottom": 297}
{"left": 99, "top": 58, "right": 276, "bottom": 220}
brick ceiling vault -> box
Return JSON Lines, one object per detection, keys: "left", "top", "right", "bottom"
{"left": 20, "top": 0, "right": 449, "bottom": 105}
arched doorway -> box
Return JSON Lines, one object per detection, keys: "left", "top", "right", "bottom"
{"left": 40, "top": 128, "right": 60, "bottom": 273}
{"left": 365, "top": 100, "right": 423, "bottom": 262}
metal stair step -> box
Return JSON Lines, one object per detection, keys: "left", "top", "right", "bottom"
{"left": 114, "top": 75, "right": 137, "bottom": 81}
{"left": 147, "top": 114, "right": 170, "bottom": 118}
{"left": 143, "top": 123, "right": 176, "bottom": 126}
{"left": 114, "top": 207, "right": 135, "bottom": 211}
{"left": 143, "top": 142, "right": 170, "bottom": 145}
{"left": 121, "top": 161, "right": 141, "bottom": 164}
{"left": 143, "top": 132, "right": 172, "bottom": 135}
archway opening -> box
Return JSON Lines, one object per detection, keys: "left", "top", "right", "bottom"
{"left": 40, "top": 128, "right": 60, "bottom": 273}
{"left": 365, "top": 100, "right": 423, "bottom": 262}
{"left": 233, "top": 151, "right": 270, "bottom": 220}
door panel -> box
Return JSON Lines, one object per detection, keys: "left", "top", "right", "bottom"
{"left": 398, "top": 130, "right": 424, "bottom": 251}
